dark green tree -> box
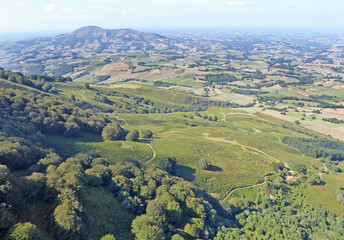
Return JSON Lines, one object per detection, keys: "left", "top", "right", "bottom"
{"left": 102, "top": 123, "right": 127, "bottom": 141}
{"left": 157, "top": 157, "right": 177, "bottom": 174}
{"left": 126, "top": 129, "right": 140, "bottom": 142}
{"left": 141, "top": 130, "right": 153, "bottom": 138}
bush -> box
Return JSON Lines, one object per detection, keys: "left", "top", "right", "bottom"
{"left": 141, "top": 130, "right": 153, "bottom": 138}
{"left": 198, "top": 158, "right": 211, "bottom": 170}
{"left": 126, "top": 129, "right": 140, "bottom": 142}
{"left": 157, "top": 157, "right": 177, "bottom": 174}
{"left": 102, "top": 123, "right": 127, "bottom": 141}
{"left": 8, "top": 222, "right": 43, "bottom": 240}
{"left": 290, "top": 162, "right": 307, "bottom": 173}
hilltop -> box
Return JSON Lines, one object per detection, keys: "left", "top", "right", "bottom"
{"left": 0, "top": 26, "right": 177, "bottom": 75}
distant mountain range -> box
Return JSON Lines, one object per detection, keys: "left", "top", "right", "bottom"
{"left": 0, "top": 26, "right": 182, "bottom": 75}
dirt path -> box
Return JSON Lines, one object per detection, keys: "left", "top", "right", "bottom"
{"left": 221, "top": 112, "right": 277, "bottom": 125}
{"left": 144, "top": 143, "right": 156, "bottom": 165}
{"left": 168, "top": 93, "right": 176, "bottom": 107}
{"left": 169, "top": 130, "right": 280, "bottom": 162}
{"left": 81, "top": 94, "right": 89, "bottom": 102}
{"left": 204, "top": 137, "right": 280, "bottom": 163}
{"left": 221, "top": 113, "right": 227, "bottom": 121}
{"left": 323, "top": 162, "right": 328, "bottom": 172}
{"left": 223, "top": 175, "right": 269, "bottom": 201}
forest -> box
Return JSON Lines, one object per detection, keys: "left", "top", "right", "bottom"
{"left": 282, "top": 137, "right": 344, "bottom": 161}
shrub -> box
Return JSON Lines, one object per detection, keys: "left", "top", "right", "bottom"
{"left": 126, "top": 129, "right": 140, "bottom": 142}
{"left": 141, "top": 130, "right": 153, "bottom": 138}
{"left": 102, "top": 123, "right": 127, "bottom": 141}
{"left": 290, "top": 162, "right": 307, "bottom": 173}
{"left": 157, "top": 157, "right": 177, "bottom": 174}
{"left": 198, "top": 158, "right": 211, "bottom": 170}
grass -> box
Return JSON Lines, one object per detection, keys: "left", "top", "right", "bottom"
{"left": 48, "top": 82, "right": 344, "bottom": 213}
{"left": 47, "top": 134, "right": 152, "bottom": 164}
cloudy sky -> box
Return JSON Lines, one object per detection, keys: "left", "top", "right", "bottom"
{"left": 0, "top": 0, "right": 343, "bottom": 33}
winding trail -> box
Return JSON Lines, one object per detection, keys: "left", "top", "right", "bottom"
{"left": 204, "top": 137, "right": 280, "bottom": 163}
{"left": 223, "top": 175, "right": 269, "bottom": 201}
{"left": 144, "top": 143, "right": 156, "bottom": 165}
{"left": 168, "top": 93, "right": 176, "bottom": 107}
{"left": 170, "top": 130, "right": 281, "bottom": 163}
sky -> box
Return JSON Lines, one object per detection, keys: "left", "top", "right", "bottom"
{"left": 0, "top": 0, "right": 343, "bottom": 34}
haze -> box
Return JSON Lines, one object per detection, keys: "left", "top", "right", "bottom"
{"left": 0, "top": 0, "right": 343, "bottom": 35}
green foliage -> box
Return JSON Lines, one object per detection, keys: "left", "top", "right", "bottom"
{"left": 140, "top": 129, "right": 153, "bottom": 138}
{"left": 282, "top": 137, "right": 344, "bottom": 161}
{"left": 102, "top": 123, "right": 127, "bottom": 141}
{"left": 157, "top": 157, "right": 177, "bottom": 174}
{"left": 53, "top": 203, "right": 85, "bottom": 240}
{"left": 171, "top": 234, "right": 185, "bottom": 240}
{"left": 0, "top": 203, "right": 15, "bottom": 233}
{"left": 198, "top": 158, "right": 211, "bottom": 170}
{"left": 100, "top": 234, "right": 116, "bottom": 240}
{"left": 146, "top": 200, "right": 167, "bottom": 224}
{"left": 204, "top": 73, "right": 237, "bottom": 85}
{"left": 131, "top": 215, "right": 165, "bottom": 240}
{"left": 271, "top": 162, "right": 284, "bottom": 172}
{"left": 126, "top": 129, "right": 140, "bottom": 142}
{"left": 8, "top": 222, "right": 43, "bottom": 240}
{"left": 289, "top": 162, "right": 307, "bottom": 173}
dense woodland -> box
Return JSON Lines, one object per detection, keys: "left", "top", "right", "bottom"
{"left": 1, "top": 71, "right": 344, "bottom": 239}
{"left": 282, "top": 137, "right": 344, "bottom": 161}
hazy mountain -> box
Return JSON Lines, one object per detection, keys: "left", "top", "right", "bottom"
{"left": 0, "top": 26, "right": 178, "bottom": 75}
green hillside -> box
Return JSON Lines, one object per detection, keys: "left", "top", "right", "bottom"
{"left": 1, "top": 69, "right": 344, "bottom": 240}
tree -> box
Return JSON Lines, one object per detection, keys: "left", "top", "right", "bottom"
{"left": 131, "top": 215, "right": 165, "bottom": 240}
{"left": 126, "top": 129, "right": 140, "bottom": 142}
{"left": 171, "top": 234, "right": 185, "bottom": 240}
{"left": 8, "top": 222, "right": 43, "bottom": 240}
{"left": 157, "top": 157, "right": 177, "bottom": 174}
{"left": 198, "top": 158, "right": 211, "bottom": 170}
{"left": 53, "top": 203, "right": 85, "bottom": 240}
{"left": 101, "top": 234, "right": 116, "bottom": 240}
{"left": 290, "top": 162, "right": 307, "bottom": 174}
{"left": 146, "top": 200, "right": 167, "bottom": 224}
{"left": 84, "top": 83, "right": 90, "bottom": 89}
{"left": 0, "top": 204, "right": 15, "bottom": 232}
{"left": 102, "top": 123, "right": 126, "bottom": 141}
{"left": 141, "top": 130, "right": 153, "bottom": 138}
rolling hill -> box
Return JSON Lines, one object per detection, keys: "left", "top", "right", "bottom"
{"left": 0, "top": 26, "right": 178, "bottom": 75}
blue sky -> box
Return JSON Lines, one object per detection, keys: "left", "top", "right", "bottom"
{"left": 0, "top": 0, "right": 343, "bottom": 33}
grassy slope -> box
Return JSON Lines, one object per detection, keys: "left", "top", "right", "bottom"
{"left": 48, "top": 82, "right": 344, "bottom": 214}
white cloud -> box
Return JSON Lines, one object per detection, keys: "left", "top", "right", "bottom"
{"left": 226, "top": 1, "right": 248, "bottom": 6}
{"left": 45, "top": 3, "right": 59, "bottom": 11}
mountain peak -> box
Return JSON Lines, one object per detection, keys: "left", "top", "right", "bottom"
{"left": 71, "top": 26, "right": 105, "bottom": 36}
